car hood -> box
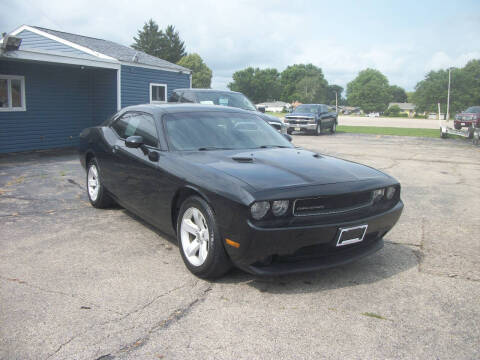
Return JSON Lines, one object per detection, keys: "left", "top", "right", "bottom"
{"left": 286, "top": 112, "right": 316, "bottom": 118}
{"left": 183, "top": 148, "right": 388, "bottom": 191}
{"left": 257, "top": 112, "right": 282, "bottom": 123}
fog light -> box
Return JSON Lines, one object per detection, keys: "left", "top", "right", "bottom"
{"left": 251, "top": 201, "right": 270, "bottom": 220}
{"left": 386, "top": 186, "right": 396, "bottom": 200}
{"left": 373, "top": 188, "right": 385, "bottom": 202}
{"left": 272, "top": 200, "right": 289, "bottom": 216}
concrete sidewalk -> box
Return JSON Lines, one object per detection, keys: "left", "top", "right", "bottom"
{"left": 339, "top": 115, "right": 440, "bottom": 129}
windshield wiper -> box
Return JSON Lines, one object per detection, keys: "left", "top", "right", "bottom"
{"left": 197, "top": 146, "right": 234, "bottom": 151}
{"left": 257, "top": 145, "right": 289, "bottom": 148}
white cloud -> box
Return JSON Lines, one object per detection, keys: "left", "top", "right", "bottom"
{"left": 1, "top": 0, "right": 478, "bottom": 92}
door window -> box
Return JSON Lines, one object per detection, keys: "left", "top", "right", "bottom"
{"left": 180, "top": 91, "right": 196, "bottom": 103}
{"left": 111, "top": 112, "right": 159, "bottom": 147}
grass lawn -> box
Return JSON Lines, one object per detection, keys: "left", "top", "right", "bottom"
{"left": 266, "top": 111, "right": 286, "bottom": 118}
{"left": 337, "top": 125, "right": 440, "bottom": 138}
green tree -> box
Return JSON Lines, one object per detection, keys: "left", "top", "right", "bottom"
{"left": 177, "top": 53, "right": 212, "bottom": 88}
{"left": 327, "top": 85, "right": 344, "bottom": 105}
{"left": 384, "top": 104, "right": 401, "bottom": 116}
{"left": 280, "top": 64, "right": 327, "bottom": 103}
{"left": 346, "top": 68, "right": 392, "bottom": 112}
{"left": 228, "top": 67, "right": 281, "bottom": 103}
{"left": 132, "top": 20, "right": 186, "bottom": 63}
{"left": 291, "top": 75, "right": 328, "bottom": 103}
{"left": 389, "top": 85, "right": 408, "bottom": 102}
{"left": 412, "top": 60, "right": 480, "bottom": 115}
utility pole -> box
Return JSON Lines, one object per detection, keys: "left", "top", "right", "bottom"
{"left": 335, "top": 91, "right": 338, "bottom": 112}
{"left": 446, "top": 68, "right": 451, "bottom": 121}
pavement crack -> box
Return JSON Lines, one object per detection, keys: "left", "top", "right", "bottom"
{"left": 40, "top": 282, "right": 197, "bottom": 359}
{"left": 116, "top": 285, "right": 213, "bottom": 356}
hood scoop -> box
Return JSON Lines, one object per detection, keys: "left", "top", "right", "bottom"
{"left": 232, "top": 156, "right": 254, "bottom": 163}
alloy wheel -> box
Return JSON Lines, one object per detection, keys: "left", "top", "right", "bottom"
{"left": 180, "top": 207, "right": 210, "bottom": 266}
{"left": 87, "top": 165, "right": 100, "bottom": 201}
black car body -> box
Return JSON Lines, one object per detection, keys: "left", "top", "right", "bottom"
{"left": 285, "top": 104, "right": 338, "bottom": 135}
{"left": 168, "top": 88, "right": 287, "bottom": 134}
{"left": 79, "top": 104, "right": 403, "bottom": 278}
{"left": 454, "top": 106, "right": 480, "bottom": 130}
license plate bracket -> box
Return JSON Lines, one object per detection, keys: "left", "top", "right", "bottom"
{"left": 336, "top": 224, "right": 368, "bottom": 247}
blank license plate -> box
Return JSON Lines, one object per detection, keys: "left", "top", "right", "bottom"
{"left": 295, "top": 127, "right": 301, "bottom": 131}
{"left": 336, "top": 225, "right": 368, "bottom": 247}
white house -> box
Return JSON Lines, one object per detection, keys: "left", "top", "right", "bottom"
{"left": 256, "top": 101, "right": 291, "bottom": 112}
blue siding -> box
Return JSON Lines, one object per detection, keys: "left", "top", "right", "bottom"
{"left": 0, "top": 61, "right": 117, "bottom": 153}
{"left": 17, "top": 30, "right": 96, "bottom": 59}
{"left": 121, "top": 65, "right": 190, "bottom": 107}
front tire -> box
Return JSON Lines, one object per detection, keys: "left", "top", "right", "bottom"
{"left": 86, "top": 158, "right": 113, "bottom": 208}
{"left": 177, "top": 196, "right": 231, "bottom": 279}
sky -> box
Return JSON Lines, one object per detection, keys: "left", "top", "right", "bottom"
{"left": 2, "top": 0, "right": 479, "bottom": 93}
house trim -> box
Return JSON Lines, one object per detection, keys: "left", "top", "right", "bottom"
{"left": 11, "top": 25, "right": 117, "bottom": 61}
{"left": 120, "top": 61, "right": 191, "bottom": 74}
{"left": 1, "top": 48, "right": 120, "bottom": 70}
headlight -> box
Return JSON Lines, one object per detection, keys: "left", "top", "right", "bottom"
{"left": 251, "top": 201, "right": 270, "bottom": 220}
{"left": 372, "top": 188, "right": 385, "bottom": 202}
{"left": 272, "top": 200, "right": 289, "bottom": 216}
{"left": 386, "top": 186, "right": 396, "bottom": 200}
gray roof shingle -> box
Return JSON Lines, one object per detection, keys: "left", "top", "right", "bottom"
{"left": 32, "top": 26, "right": 190, "bottom": 72}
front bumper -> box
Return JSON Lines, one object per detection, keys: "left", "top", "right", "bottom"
{"left": 285, "top": 123, "right": 316, "bottom": 131}
{"left": 224, "top": 200, "right": 403, "bottom": 276}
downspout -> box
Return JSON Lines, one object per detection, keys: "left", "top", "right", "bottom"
{"left": 117, "top": 66, "right": 122, "bottom": 110}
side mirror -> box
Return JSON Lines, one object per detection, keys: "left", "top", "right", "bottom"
{"left": 258, "top": 106, "right": 266, "bottom": 113}
{"left": 283, "top": 134, "right": 292, "bottom": 142}
{"left": 125, "top": 135, "right": 144, "bottom": 148}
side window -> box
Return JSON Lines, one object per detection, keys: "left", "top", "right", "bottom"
{"left": 180, "top": 91, "right": 196, "bottom": 103}
{"left": 111, "top": 113, "right": 159, "bottom": 147}
{"left": 111, "top": 112, "right": 134, "bottom": 138}
{"left": 168, "top": 90, "right": 180, "bottom": 102}
{"left": 133, "top": 114, "right": 158, "bottom": 147}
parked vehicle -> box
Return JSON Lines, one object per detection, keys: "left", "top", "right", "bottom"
{"left": 368, "top": 112, "right": 380, "bottom": 117}
{"left": 79, "top": 104, "right": 403, "bottom": 278}
{"left": 168, "top": 88, "right": 287, "bottom": 134}
{"left": 454, "top": 106, "right": 480, "bottom": 130}
{"left": 284, "top": 104, "right": 338, "bottom": 135}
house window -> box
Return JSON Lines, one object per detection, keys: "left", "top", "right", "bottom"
{"left": 0, "top": 75, "right": 26, "bottom": 111}
{"left": 150, "top": 83, "right": 167, "bottom": 103}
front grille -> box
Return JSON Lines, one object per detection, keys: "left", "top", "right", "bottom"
{"left": 286, "top": 117, "right": 312, "bottom": 125}
{"left": 293, "top": 191, "right": 373, "bottom": 216}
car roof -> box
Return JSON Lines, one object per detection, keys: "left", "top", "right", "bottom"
{"left": 173, "top": 88, "right": 242, "bottom": 94}
{"left": 119, "top": 103, "right": 252, "bottom": 116}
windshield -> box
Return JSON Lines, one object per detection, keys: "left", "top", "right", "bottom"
{"left": 196, "top": 92, "right": 256, "bottom": 111}
{"left": 293, "top": 104, "right": 320, "bottom": 114}
{"left": 165, "top": 111, "right": 293, "bottom": 151}
{"left": 465, "top": 106, "right": 480, "bottom": 113}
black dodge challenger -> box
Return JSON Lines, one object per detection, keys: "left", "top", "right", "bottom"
{"left": 79, "top": 104, "right": 403, "bottom": 278}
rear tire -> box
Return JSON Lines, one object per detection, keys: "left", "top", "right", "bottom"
{"left": 177, "top": 196, "right": 232, "bottom": 279}
{"left": 86, "top": 158, "right": 114, "bottom": 208}
{"left": 330, "top": 121, "right": 337, "bottom": 133}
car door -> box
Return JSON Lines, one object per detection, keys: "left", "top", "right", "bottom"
{"left": 109, "top": 112, "right": 164, "bottom": 215}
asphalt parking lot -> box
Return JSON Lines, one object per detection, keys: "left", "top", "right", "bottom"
{"left": 1, "top": 134, "right": 479, "bottom": 360}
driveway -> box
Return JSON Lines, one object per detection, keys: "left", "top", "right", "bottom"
{"left": 1, "top": 135, "right": 479, "bottom": 359}
{"left": 339, "top": 115, "right": 440, "bottom": 129}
